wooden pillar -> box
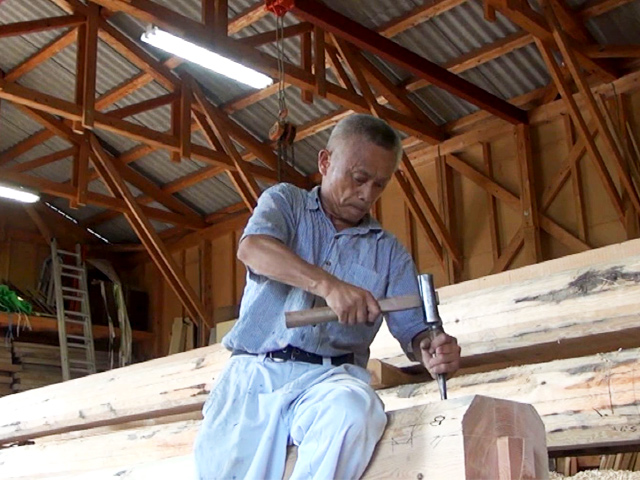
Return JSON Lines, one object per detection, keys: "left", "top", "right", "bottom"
{"left": 200, "top": 240, "right": 214, "bottom": 346}
{"left": 516, "top": 124, "right": 542, "bottom": 265}
{"left": 482, "top": 142, "right": 501, "bottom": 262}
{"left": 436, "top": 153, "right": 458, "bottom": 284}
{"left": 563, "top": 115, "right": 588, "bottom": 242}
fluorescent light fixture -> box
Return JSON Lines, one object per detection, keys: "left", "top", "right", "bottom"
{"left": 141, "top": 27, "right": 274, "bottom": 89}
{"left": 0, "top": 184, "right": 40, "bottom": 204}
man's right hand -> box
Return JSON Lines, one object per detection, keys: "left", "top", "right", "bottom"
{"left": 322, "top": 278, "right": 381, "bottom": 326}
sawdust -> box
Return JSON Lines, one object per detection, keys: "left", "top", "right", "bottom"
{"left": 550, "top": 471, "right": 640, "bottom": 479}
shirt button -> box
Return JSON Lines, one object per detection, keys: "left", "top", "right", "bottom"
{"left": 325, "top": 261, "right": 331, "bottom": 266}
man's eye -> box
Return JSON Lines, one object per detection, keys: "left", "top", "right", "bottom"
{"left": 354, "top": 176, "right": 367, "bottom": 185}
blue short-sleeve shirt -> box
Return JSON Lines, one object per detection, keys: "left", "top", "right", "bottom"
{"left": 222, "top": 183, "right": 427, "bottom": 368}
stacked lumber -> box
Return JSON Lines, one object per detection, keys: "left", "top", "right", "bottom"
{"left": 13, "top": 342, "right": 111, "bottom": 392}
{"left": 0, "top": 342, "right": 17, "bottom": 397}
{"left": 1, "top": 239, "right": 640, "bottom": 478}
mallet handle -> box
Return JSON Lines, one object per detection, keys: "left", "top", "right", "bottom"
{"left": 285, "top": 294, "right": 422, "bottom": 328}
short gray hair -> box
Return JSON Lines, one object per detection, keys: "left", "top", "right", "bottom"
{"left": 327, "top": 114, "right": 402, "bottom": 162}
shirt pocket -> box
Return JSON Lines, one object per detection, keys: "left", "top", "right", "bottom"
{"left": 339, "top": 262, "right": 387, "bottom": 299}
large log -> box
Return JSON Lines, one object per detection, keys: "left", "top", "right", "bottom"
{"left": 2, "top": 348, "right": 639, "bottom": 479}
{"left": 378, "top": 347, "right": 640, "bottom": 455}
{"left": 0, "top": 344, "right": 231, "bottom": 445}
{"left": 1, "top": 396, "right": 547, "bottom": 480}
{"left": 371, "top": 239, "right": 640, "bottom": 370}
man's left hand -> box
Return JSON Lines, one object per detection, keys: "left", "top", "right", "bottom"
{"left": 415, "top": 332, "right": 461, "bottom": 379}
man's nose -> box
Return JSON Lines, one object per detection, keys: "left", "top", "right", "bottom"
{"left": 359, "top": 183, "right": 376, "bottom": 203}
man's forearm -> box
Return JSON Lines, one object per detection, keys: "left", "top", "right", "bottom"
{"left": 237, "top": 235, "right": 336, "bottom": 297}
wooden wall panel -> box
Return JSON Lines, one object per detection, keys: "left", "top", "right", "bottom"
{"left": 211, "top": 234, "right": 236, "bottom": 309}
{"left": 0, "top": 201, "right": 52, "bottom": 292}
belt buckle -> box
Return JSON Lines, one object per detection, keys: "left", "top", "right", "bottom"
{"left": 267, "top": 350, "right": 286, "bottom": 363}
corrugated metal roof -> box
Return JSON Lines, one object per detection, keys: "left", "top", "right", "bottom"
{"left": 1, "top": 0, "right": 638, "bottom": 245}
{"left": 587, "top": 1, "right": 640, "bottom": 45}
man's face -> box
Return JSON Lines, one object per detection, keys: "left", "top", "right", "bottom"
{"left": 318, "top": 136, "right": 398, "bottom": 226}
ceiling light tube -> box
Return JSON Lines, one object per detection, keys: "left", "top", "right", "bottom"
{"left": 0, "top": 184, "right": 40, "bottom": 204}
{"left": 141, "top": 27, "right": 274, "bottom": 89}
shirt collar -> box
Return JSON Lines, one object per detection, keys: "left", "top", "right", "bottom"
{"left": 306, "top": 186, "right": 382, "bottom": 234}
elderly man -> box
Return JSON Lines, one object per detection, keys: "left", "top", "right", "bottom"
{"left": 194, "top": 114, "right": 461, "bottom": 479}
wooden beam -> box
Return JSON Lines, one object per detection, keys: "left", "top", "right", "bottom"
{"left": 2, "top": 147, "right": 77, "bottom": 173}
{"left": 82, "top": 3, "right": 99, "bottom": 129}
{"left": 516, "top": 124, "right": 542, "bottom": 264}
{"left": 180, "top": 76, "right": 192, "bottom": 160}
{"left": 90, "top": 135, "right": 208, "bottom": 331}
{"left": 0, "top": 130, "right": 54, "bottom": 167}
{"left": 0, "top": 15, "right": 85, "bottom": 38}
{"left": 482, "top": 143, "right": 501, "bottom": 261}
{"left": 325, "top": 43, "right": 356, "bottom": 94}
{"left": 443, "top": 152, "right": 591, "bottom": 253}
{"left": 193, "top": 83, "right": 260, "bottom": 210}
{"left": 291, "top": 0, "right": 528, "bottom": 125}
{"left": 97, "top": 20, "right": 181, "bottom": 92}
{"left": 227, "top": 2, "right": 268, "bottom": 33}
{"left": 23, "top": 205, "right": 53, "bottom": 243}
{"left": 299, "top": 30, "right": 314, "bottom": 104}
{"left": 394, "top": 170, "right": 445, "bottom": 269}
{"left": 485, "top": 0, "right": 618, "bottom": 83}
{"left": 378, "top": 348, "right": 640, "bottom": 454}
{"left": 313, "top": 26, "right": 326, "bottom": 98}
{"left": 204, "top": 0, "right": 228, "bottom": 39}
{"left": 72, "top": 139, "right": 90, "bottom": 207}
{"left": 200, "top": 239, "right": 214, "bottom": 346}
{"left": 585, "top": 45, "right": 640, "bottom": 58}
{"left": 578, "top": 0, "right": 638, "bottom": 18}
{"left": 490, "top": 227, "right": 524, "bottom": 274}
{"left": 377, "top": 0, "right": 468, "bottom": 37}
{"left": 353, "top": 46, "right": 442, "bottom": 134}
{"left": 373, "top": 238, "right": 640, "bottom": 372}
{"left": 239, "top": 22, "right": 313, "bottom": 49}
{"left": 548, "top": 0, "right": 593, "bottom": 44}
{"left": 542, "top": 2, "right": 640, "bottom": 217}
{"left": 436, "top": 153, "right": 458, "bottom": 283}
{"left": 4, "top": 29, "right": 78, "bottom": 83}
{"left": 108, "top": 93, "right": 177, "bottom": 120}
{"left": 535, "top": 38, "right": 626, "bottom": 223}
{"left": 564, "top": 116, "right": 588, "bottom": 242}
{"left": 95, "top": 57, "right": 184, "bottom": 111}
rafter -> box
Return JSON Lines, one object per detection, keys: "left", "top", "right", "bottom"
{"left": 0, "top": 15, "right": 85, "bottom": 38}
{"left": 535, "top": 39, "right": 626, "bottom": 222}
{"left": 238, "top": 22, "right": 313, "bottom": 48}
{"left": 90, "top": 134, "right": 208, "bottom": 335}
{"left": 193, "top": 82, "right": 261, "bottom": 210}
{"left": 2, "top": 147, "right": 77, "bottom": 173}
{"left": 291, "top": 0, "right": 527, "bottom": 125}
{"left": 541, "top": 0, "right": 640, "bottom": 216}
{"left": 516, "top": 124, "right": 542, "bottom": 264}
{"left": 4, "top": 29, "right": 78, "bottom": 83}
{"left": 485, "top": 0, "right": 618, "bottom": 83}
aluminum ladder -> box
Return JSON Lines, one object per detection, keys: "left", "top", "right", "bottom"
{"left": 50, "top": 239, "right": 97, "bottom": 381}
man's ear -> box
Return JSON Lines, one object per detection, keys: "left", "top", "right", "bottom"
{"left": 318, "top": 149, "right": 330, "bottom": 176}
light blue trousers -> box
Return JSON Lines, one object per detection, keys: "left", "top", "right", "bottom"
{"left": 193, "top": 354, "right": 387, "bottom": 480}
